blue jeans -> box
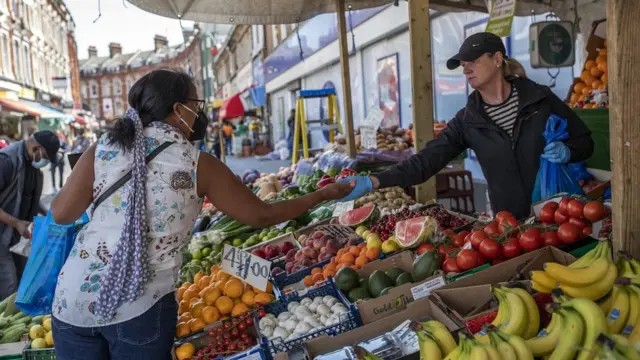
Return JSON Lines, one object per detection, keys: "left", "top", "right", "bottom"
{"left": 52, "top": 293, "right": 177, "bottom": 360}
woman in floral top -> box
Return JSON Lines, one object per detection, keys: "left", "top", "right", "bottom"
{"left": 49, "top": 69, "right": 353, "bottom": 360}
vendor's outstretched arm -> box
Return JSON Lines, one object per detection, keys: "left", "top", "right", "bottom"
{"left": 374, "top": 113, "right": 467, "bottom": 189}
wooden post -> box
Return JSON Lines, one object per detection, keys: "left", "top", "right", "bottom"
{"left": 335, "top": 0, "right": 357, "bottom": 157}
{"left": 408, "top": 0, "right": 436, "bottom": 203}
{"left": 607, "top": 0, "right": 640, "bottom": 258}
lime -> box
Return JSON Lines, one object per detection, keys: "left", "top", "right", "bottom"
{"left": 213, "top": 243, "right": 224, "bottom": 252}
{"left": 285, "top": 227, "right": 296, "bottom": 233}
{"left": 259, "top": 233, "right": 267, "bottom": 240}
{"left": 232, "top": 238, "right": 243, "bottom": 247}
{"left": 355, "top": 226, "right": 368, "bottom": 236}
{"left": 223, "top": 239, "right": 232, "bottom": 246}
{"left": 191, "top": 249, "right": 203, "bottom": 260}
{"left": 201, "top": 247, "right": 212, "bottom": 257}
{"left": 268, "top": 231, "right": 279, "bottom": 238}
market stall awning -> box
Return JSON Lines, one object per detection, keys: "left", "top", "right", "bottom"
{"left": 24, "top": 101, "right": 74, "bottom": 123}
{"left": 0, "top": 97, "right": 41, "bottom": 117}
{"left": 218, "top": 92, "right": 248, "bottom": 120}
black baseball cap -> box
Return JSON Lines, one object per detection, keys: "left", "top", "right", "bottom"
{"left": 33, "top": 131, "right": 60, "bottom": 165}
{"left": 446, "top": 32, "right": 507, "bottom": 70}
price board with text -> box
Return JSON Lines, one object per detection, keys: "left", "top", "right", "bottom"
{"left": 221, "top": 244, "right": 271, "bottom": 292}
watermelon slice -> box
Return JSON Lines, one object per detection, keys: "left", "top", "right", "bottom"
{"left": 395, "top": 216, "right": 438, "bottom": 248}
{"left": 338, "top": 204, "right": 380, "bottom": 227}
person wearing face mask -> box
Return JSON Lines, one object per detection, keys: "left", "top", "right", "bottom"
{"left": 339, "top": 32, "right": 594, "bottom": 220}
{"left": 0, "top": 130, "right": 59, "bottom": 300}
{"left": 47, "top": 69, "right": 354, "bottom": 359}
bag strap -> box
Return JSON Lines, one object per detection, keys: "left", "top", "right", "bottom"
{"left": 91, "top": 141, "right": 173, "bottom": 215}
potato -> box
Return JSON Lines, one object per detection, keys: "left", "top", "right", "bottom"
{"left": 384, "top": 192, "right": 396, "bottom": 200}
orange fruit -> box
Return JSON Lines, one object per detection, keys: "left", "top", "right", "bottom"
{"left": 600, "top": 69, "right": 608, "bottom": 81}
{"left": 324, "top": 263, "right": 336, "bottom": 272}
{"left": 189, "top": 297, "right": 200, "bottom": 308}
{"left": 366, "top": 247, "right": 380, "bottom": 261}
{"left": 190, "top": 301, "right": 205, "bottom": 318}
{"left": 323, "top": 268, "right": 336, "bottom": 279}
{"left": 215, "top": 296, "right": 234, "bottom": 315}
{"left": 203, "top": 287, "right": 222, "bottom": 306}
{"left": 583, "top": 74, "right": 596, "bottom": 87}
{"left": 312, "top": 273, "right": 324, "bottom": 284}
{"left": 573, "top": 82, "right": 586, "bottom": 94}
{"left": 178, "top": 312, "right": 193, "bottom": 323}
{"left": 336, "top": 263, "right": 348, "bottom": 270}
{"left": 340, "top": 253, "right": 355, "bottom": 265}
{"left": 181, "top": 282, "right": 192, "bottom": 290}
{"left": 311, "top": 267, "right": 322, "bottom": 275}
{"left": 198, "top": 276, "right": 211, "bottom": 290}
{"left": 176, "top": 322, "right": 191, "bottom": 338}
{"left": 188, "top": 284, "right": 199, "bottom": 293}
{"left": 358, "top": 242, "right": 366, "bottom": 249}
{"left": 215, "top": 271, "right": 230, "bottom": 282}
{"left": 182, "top": 289, "right": 198, "bottom": 303}
{"left": 175, "top": 342, "right": 195, "bottom": 360}
{"left": 224, "top": 279, "right": 244, "bottom": 299}
{"left": 189, "top": 318, "right": 206, "bottom": 332}
{"left": 591, "top": 80, "right": 602, "bottom": 90}
{"left": 254, "top": 293, "right": 274, "bottom": 306}
{"left": 582, "top": 87, "right": 592, "bottom": 96}
{"left": 177, "top": 287, "right": 187, "bottom": 301}
{"left": 590, "top": 67, "right": 603, "bottom": 78}
{"left": 241, "top": 290, "right": 256, "bottom": 306}
{"left": 336, "top": 249, "right": 346, "bottom": 258}
{"left": 254, "top": 282, "right": 273, "bottom": 294}
{"left": 578, "top": 94, "right": 586, "bottom": 102}
{"left": 210, "top": 264, "right": 220, "bottom": 275}
{"left": 584, "top": 59, "right": 595, "bottom": 70}
{"left": 178, "top": 300, "right": 189, "bottom": 315}
{"left": 355, "top": 256, "right": 368, "bottom": 267}
{"left": 193, "top": 272, "right": 205, "bottom": 288}
{"left": 349, "top": 247, "right": 360, "bottom": 256}
{"left": 584, "top": 103, "right": 594, "bottom": 109}
{"left": 304, "top": 275, "right": 314, "bottom": 287}
{"left": 570, "top": 93, "right": 579, "bottom": 103}
{"left": 231, "top": 303, "right": 249, "bottom": 316}
{"left": 213, "top": 280, "right": 226, "bottom": 292}
{"left": 201, "top": 306, "right": 220, "bottom": 324}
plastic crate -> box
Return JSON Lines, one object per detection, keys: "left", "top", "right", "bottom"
{"left": 23, "top": 342, "right": 56, "bottom": 360}
{"left": 436, "top": 170, "right": 474, "bottom": 198}
{"left": 256, "top": 279, "right": 362, "bottom": 360}
{"left": 271, "top": 258, "right": 332, "bottom": 291}
{"left": 0, "top": 355, "right": 23, "bottom": 360}
{"left": 211, "top": 346, "right": 267, "bottom": 360}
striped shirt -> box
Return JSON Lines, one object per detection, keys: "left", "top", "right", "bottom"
{"left": 484, "top": 85, "right": 519, "bottom": 138}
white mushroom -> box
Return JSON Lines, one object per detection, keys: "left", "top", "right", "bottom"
{"left": 272, "top": 327, "right": 290, "bottom": 340}
{"left": 277, "top": 311, "right": 293, "bottom": 322}
{"left": 283, "top": 318, "right": 298, "bottom": 333}
{"left": 287, "top": 301, "right": 300, "bottom": 313}
{"left": 323, "top": 296, "right": 338, "bottom": 307}
{"left": 293, "top": 321, "right": 312, "bottom": 335}
{"left": 300, "top": 297, "right": 313, "bottom": 307}
{"left": 259, "top": 316, "right": 276, "bottom": 331}
{"left": 316, "top": 304, "right": 332, "bottom": 316}
{"left": 294, "top": 305, "right": 312, "bottom": 320}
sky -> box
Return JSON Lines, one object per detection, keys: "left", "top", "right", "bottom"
{"left": 65, "top": 0, "right": 194, "bottom": 60}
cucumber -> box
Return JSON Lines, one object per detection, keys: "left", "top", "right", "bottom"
{"left": 0, "top": 325, "right": 26, "bottom": 344}
{"left": 30, "top": 315, "right": 45, "bottom": 325}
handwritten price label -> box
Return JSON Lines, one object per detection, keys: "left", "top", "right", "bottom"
{"left": 221, "top": 244, "right": 271, "bottom": 292}
{"left": 360, "top": 127, "right": 377, "bottom": 149}
{"left": 312, "top": 224, "right": 356, "bottom": 240}
{"left": 332, "top": 200, "right": 355, "bottom": 218}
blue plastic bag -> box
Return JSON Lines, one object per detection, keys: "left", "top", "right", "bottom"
{"left": 568, "top": 162, "right": 594, "bottom": 183}
{"left": 15, "top": 211, "right": 89, "bottom": 315}
{"left": 532, "top": 115, "right": 585, "bottom": 203}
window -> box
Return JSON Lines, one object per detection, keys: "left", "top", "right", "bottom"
{"left": 19, "top": 0, "right": 25, "bottom": 19}
{"left": 101, "top": 79, "right": 111, "bottom": 97}
{"left": 271, "top": 25, "right": 279, "bottom": 48}
{"left": 90, "top": 84, "right": 97, "bottom": 97}
{"left": 280, "top": 24, "right": 288, "bottom": 40}
{"left": 23, "top": 46, "right": 31, "bottom": 83}
{"left": 13, "top": 40, "right": 20, "bottom": 80}
{"left": 126, "top": 76, "right": 135, "bottom": 91}
{"left": 113, "top": 78, "right": 122, "bottom": 95}
{"left": 1, "top": 35, "right": 10, "bottom": 76}
{"left": 114, "top": 98, "right": 124, "bottom": 117}
{"left": 81, "top": 84, "right": 87, "bottom": 99}
{"left": 10, "top": 0, "right": 17, "bottom": 15}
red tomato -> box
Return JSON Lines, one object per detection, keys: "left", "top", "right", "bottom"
{"left": 554, "top": 210, "right": 569, "bottom": 224}
{"left": 558, "top": 198, "right": 572, "bottom": 215}
{"left": 557, "top": 223, "right": 581, "bottom": 244}
{"left": 568, "top": 217, "right": 588, "bottom": 231}
{"left": 452, "top": 234, "right": 466, "bottom": 248}
{"left": 519, "top": 228, "right": 543, "bottom": 252}
{"left": 443, "top": 258, "right": 462, "bottom": 273}
{"left": 567, "top": 200, "right": 585, "bottom": 218}
{"left": 476, "top": 253, "right": 487, "bottom": 267}
{"left": 458, "top": 230, "right": 470, "bottom": 239}
{"left": 541, "top": 231, "right": 561, "bottom": 247}
{"left": 583, "top": 201, "right": 606, "bottom": 222}
{"left": 583, "top": 226, "right": 593, "bottom": 237}
{"left": 543, "top": 201, "right": 559, "bottom": 211}
{"left": 538, "top": 206, "right": 556, "bottom": 224}
{"left": 495, "top": 211, "right": 514, "bottom": 223}
{"left": 478, "top": 238, "right": 502, "bottom": 260}
{"left": 469, "top": 230, "right": 489, "bottom": 250}
{"left": 483, "top": 222, "right": 500, "bottom": 237}
{"left": 456, "top": 249, "right": 480, "bottom": 271}
{"left": 502, "top": 238, "right": 521, "bottom": 259}
{"left": 416, "top": 243, "right": 435, "bottom": 255}
{"left": 442, "top": 230, "right": 456, "bottom": 238}
{"left": 498, "top": 217, "right": 519, "bottom": 235}
{"left": 464, "top": 232, "right": 473, "bottom": 244}
{"left": 438, "top": 244, "right": 455, "bottom": 259}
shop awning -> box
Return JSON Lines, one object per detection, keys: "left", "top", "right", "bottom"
{"left": 24, "top": 101, "right": 74, "bottom": 123}
{"left": 218, "top": 92, "right": 248, "bottom": 120}
{"left": 0, "top": 97, "right": 41, "bottom": 117}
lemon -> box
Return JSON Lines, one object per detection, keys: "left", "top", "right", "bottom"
{"left": 355, "top": 226, "right": 368, "bottom": 236}
{"left": 361, "top": 230, "right": 372, "bottom": 239}
{"left": 31, "top": 338, "right": 47, "bottom": 349}
{"left": 366, "top": 233, "right": 381, "bottom": 243}
{"left": 367, "top": 237, "right": 383, "bottom": 250}
{"left": 29, "top": 325, "right": 45, "bottom": 340}
{"left": 381, "top": 239, "right": 400, "bottom": 254}
{"left": 44, "top": 332, "right": 54, "bottom": 347}
{"left": 42, "top": 318, "right": 52, "bottom": 332}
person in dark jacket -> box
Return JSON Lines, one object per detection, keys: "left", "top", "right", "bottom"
{"left": 339, "top": 32, "right": 594, "bottom": 219}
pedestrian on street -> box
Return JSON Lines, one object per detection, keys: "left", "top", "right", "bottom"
{"left": 50, "top": 131, "right": 69, "bottom": 193}
{"left": 0, "top": 131, "right": 59, "bottom": 301}
{"left": 338, "top": 32, "right": 594, "bottom": 220}
{"left": 286, "top": 109, "right": 295, "bottom": 153}
{"left": 222, "top": 119, "right": 235, "bottom": 155}
{"left": 48, "top": 69, "right": 353, "bottom": 360}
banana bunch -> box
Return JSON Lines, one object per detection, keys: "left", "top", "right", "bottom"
{"left": 458, "top": 328, "right": 533, "bottom": 360}
{"left": 529, "top": 240, "right": 616, "bottom": 300}
{"left": 526, "top": 297, "right": 608, "bottom": 360}
{"left": 595, "top": 333, "right": 640, "bottom": 360}
{"left": 475, "top": 286, "right": 540, "bottom": 343}
{"left": 617, "top": 251, "right": 640, "bottom": 279}
{"left": 614, "top": 276, "right": 640, "bottom": 347}
{"left": 354, "top": 345, "right": 383, "bottom": 360}
{"left": 411, "top": 320, "right": 458, "bottom": 360}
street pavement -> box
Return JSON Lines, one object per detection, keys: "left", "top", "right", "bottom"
{"left": 40, "top": 155, "right": 291, "bottom": 208}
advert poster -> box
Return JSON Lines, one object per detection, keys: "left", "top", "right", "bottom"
{"left": 377, "top": 53, "right": 400, "bottom": 128}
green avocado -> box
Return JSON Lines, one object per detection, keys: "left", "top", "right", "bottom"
{"left": 385, "top": 268, "right": 407, "bottom": 283}
{"left": 347, "top": 287, "right": 372, "bottom": 302}
{"left": 335, "top": 267, "right": 360, "bottom": 293}
{"left": 412, "top": 250, "right": 441, "bottom": 282}
{"left": 395, "top": 272, "right": 414, "bottom": 286}
{"left": 379, "top": 287, "right": 394, "bottom": 296}
{"left": 368, "top": 270, "right": 394, "bottom": 298}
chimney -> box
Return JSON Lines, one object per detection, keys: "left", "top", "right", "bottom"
{"left": 108, "top": 43, "right": 122, "bottom": 58}
{"left": 88, "top": 46, "right": 97, "bottom": 58}
{"left": 154, "top": 35, "right": 168, "bottom": 51}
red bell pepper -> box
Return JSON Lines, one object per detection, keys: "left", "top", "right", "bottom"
{"left": 316, "top": 177, "right": 335, "bottom": 189}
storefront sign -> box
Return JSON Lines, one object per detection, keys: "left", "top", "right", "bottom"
{"left": 19, "top": 88, "right": 36, "bottom": 101}
{"left": 485, "top": 0, "right": 517, "bottom": 37}
{"left": 221, "top": 244, "right": 271, "bottom": 292}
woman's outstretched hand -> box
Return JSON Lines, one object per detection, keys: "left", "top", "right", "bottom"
{"left": 318, "top": 181, "right": 356, "bottom": 201}
{"left": 336, "top": 176, "right": 373, "bottom": 202}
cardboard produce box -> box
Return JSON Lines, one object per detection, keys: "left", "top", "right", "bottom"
{"left": 353, "top": 251, "right": 446, "bottom": 324}
{"left": 441, "top": 246, "right": 576, "bottom": 291}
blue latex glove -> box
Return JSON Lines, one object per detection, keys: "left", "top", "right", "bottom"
{"left": 541, "top": 142, "right": 571, "bottom": 163}
{"left": 336, "top": 176, "right": 373, "bottom": 202}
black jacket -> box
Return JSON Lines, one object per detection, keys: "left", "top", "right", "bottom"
{"left": 376, "top": 77, "right": 594, "bottom": 219}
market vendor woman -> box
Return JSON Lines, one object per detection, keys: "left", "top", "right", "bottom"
{"left": 340, "top": 32, "right": 594, "bottom": 219}
{"left": 48, "top": 69, "right": 353, "bottom": 359}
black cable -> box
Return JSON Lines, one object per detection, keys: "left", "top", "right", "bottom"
{"left": 348, "top": 6, "right": 356, "bottom": 55}
{"left": 93, "top": 0, "right": 101, "bottom": 23}
{"left": 296, "top": 19, "right": 304, "bottom": 60}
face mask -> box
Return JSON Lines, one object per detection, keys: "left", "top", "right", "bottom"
{"left": 179, "top": 105, "right": 208, "bottom": 141}
{"left": 31, "top": 149, "right": 50, "bottom": 169}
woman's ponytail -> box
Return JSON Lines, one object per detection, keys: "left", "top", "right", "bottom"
{"left": 503, "top": 58, "right": 527, "bottom": 79}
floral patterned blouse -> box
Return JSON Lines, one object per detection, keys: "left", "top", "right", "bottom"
{"left": 53, "top": 122, "right": 203, "bottom": 327}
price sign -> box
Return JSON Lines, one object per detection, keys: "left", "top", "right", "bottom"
{"left": 360, "top": 127, "right": 377, "bottom": 149}
{"left": 332, "top": 200, "right": 355, "bottom": 218}
{"left": 221, "top": 244, "right": 271, "bottom": 292}
{"left": 410, "top": 275, "right": 446, "bottom": 300}
{"left": 485, "top": 0, "right": 517, "bottom": 37}
{"left": 363, "top": 106, "right": 384, "bottom": 128}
